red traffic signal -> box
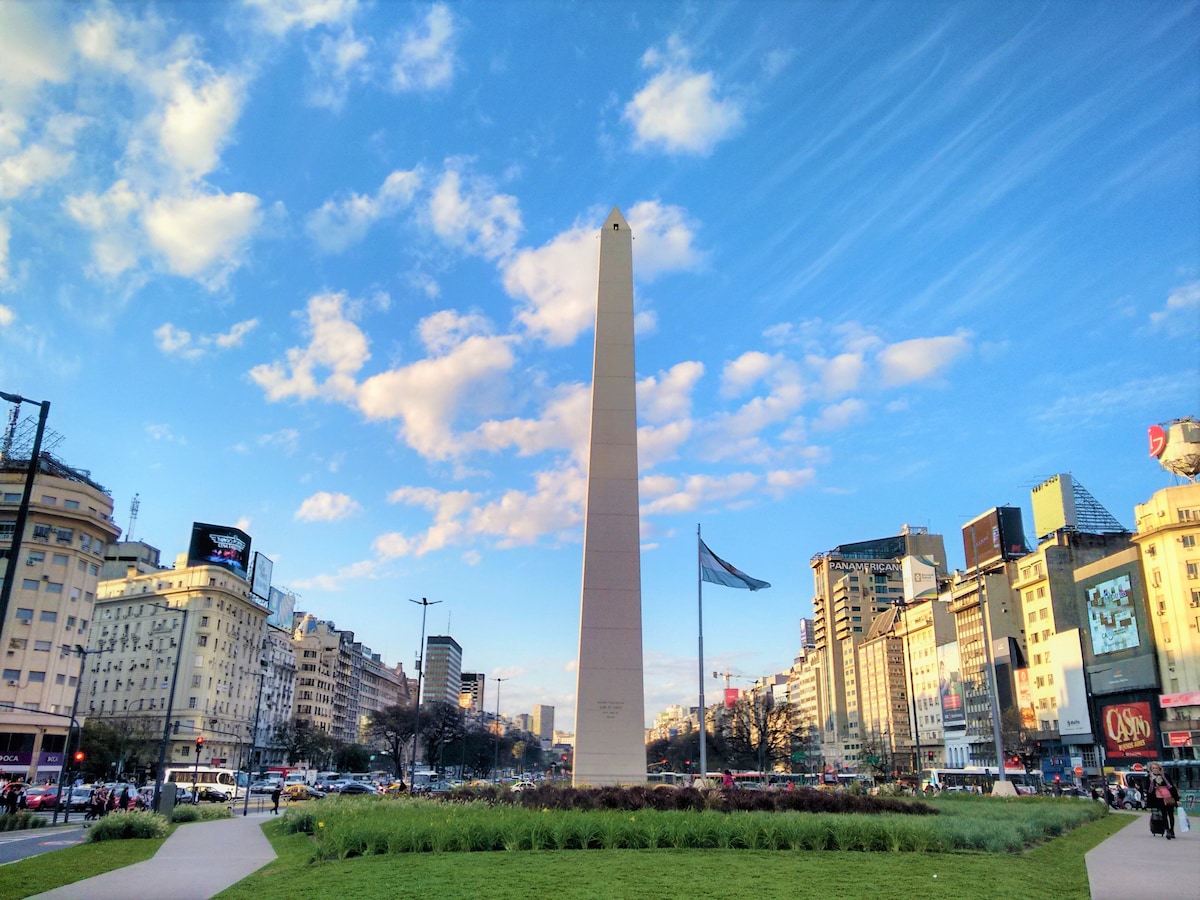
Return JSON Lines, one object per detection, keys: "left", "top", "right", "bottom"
{"left": 73, "top": 750, "right": 84, "bottom": 763}
{"left": 195, "top": 736, "right": 205, "bottom": 747}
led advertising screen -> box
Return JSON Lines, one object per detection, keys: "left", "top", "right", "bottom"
{"left": 1101, "top": 701, "right": 1157, "bottom": 759}
{"left": 937, "top": 642, "right": 966, "bottom": 728}
{"left": 1085, "top": 574, "right": 1139, "bottom": 655}
{"left": 187, "top": 522, "right": 252, "bottom": 578}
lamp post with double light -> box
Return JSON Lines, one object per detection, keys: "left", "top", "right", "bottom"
{"left": 150, "top": 601, "right": 188, "bottom": 812}
{"left": 241, "top": 661, "right": 268, "bottom": 816}
{"left": 408, "top": 597, "right": 440, "bottom": 789}
{"left": 492, "top": 676, "right": 509, "bottom": 783}
{"left": 54, "top": 644, "right": 104, "bottom": 825}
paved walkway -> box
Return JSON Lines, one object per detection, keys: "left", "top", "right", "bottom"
{"left": 30, "top": 811, "right": 277, "bottom": 900}
{"left": 1085, "top": 809, "right": 1198, "bottom": 900}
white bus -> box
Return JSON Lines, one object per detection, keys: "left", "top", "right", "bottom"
{"left": 163, "top": 765, "right": 243, "bottom": 800}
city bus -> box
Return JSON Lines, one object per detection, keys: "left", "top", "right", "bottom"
{"left": 921, "top": 767, "right": 1044, "bottom": 794}
{"left": 163, "top": 765, "right": 243, "bottom": 800}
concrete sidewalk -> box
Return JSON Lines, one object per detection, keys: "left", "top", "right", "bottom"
{"left": 1086, "top": 809, "right": 1197, "bottom": 900}
{"left": 30, "top": 811, "right": 277, "bottom": 900}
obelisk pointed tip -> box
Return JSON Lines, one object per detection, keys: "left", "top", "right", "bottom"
{"left": 604, "top": 207, "right": 629, "bottom": 232}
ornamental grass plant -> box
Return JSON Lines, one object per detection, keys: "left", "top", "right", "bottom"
{"left": 171, "top": 804, "right": 234, "bottom": 823}
{"left": 86, "top": 810, "right": 170, "bottom": 842}
{"left": 0, "top": 811, "right": 47, "bottom": 831}
{"left": 277, "top": 791, "right": 1106, "bottom": 860}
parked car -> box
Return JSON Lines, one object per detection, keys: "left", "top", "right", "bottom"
{"left": 249, "top": 780, "right": 278, "bottom": 795}
{"left": 510, "top": 780, "right": 535, "bottom": 793}
{"left": 22, "top": 787, "right": 59, "bottom": 811}
{"left": 195, "top": 786, "right": 230, "bottom": 803}
{"left": 66, "top": 788, "right": 92, "bottom": 811}
{"left": 337, "top": 781, "right": 378, "bottom": 795}
{"left": 283, "top": 784, "right": 325, "bottom": 801}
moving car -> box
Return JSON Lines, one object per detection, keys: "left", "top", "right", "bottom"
{"left": 195, "top": 786, "right": 230, "bottom": 802}
{"left": 337, "top": 781, "right": 378, "bottom": 795}
{"left": 283, "top": 784, "right": 325, "bottom": 801}
{"left": 249, "top": 780, "right": 279, "bottom": 795}
{"left": 22, "top": 787, "right": 59, "bottom": 811}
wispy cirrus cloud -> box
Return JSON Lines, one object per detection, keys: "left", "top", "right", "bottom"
{"left": 391, "top": 3, "right": 458, "bottom": 92}
{"left": 154, "top": 318, "right": 258, "bottom": 359}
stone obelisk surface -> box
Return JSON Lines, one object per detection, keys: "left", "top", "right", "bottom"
{"left": 572, "top": 207, "right": 645, "bottom": 786}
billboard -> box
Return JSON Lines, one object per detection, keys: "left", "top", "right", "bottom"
{"left": 1031, "top": 473, "right": 1077, "bottom": 539}
{"left": 901, "top": 555, "right": 938, "bottom": 602}
{"left": 1015, "top": 668, "right": 1037, "bottom": 730}
{"left": 250, "top": 552, "right": 273, "bottom": 600}
{"left": 187, "top": 522, "right": 252, "bottom": 578}
{"left": 1085, "top": 574, "right": 1139, "bottom": 655}
{"left": 724, "top": 688, "right": 739, "bottom": 709}
{"left": 266, "top": 586, "right": 296, "bottom": 631}
{"left": 937, "top": 642, "right": 966, "bottom": 728}
{"left": 962, "top": 506, "right": 1027, "bottom": 571}
{"left": 1049, "top": 630, "right": 1090, "bottom": 739}
{"left": 1101, "top": 701, "right": 1157, "bottom": 759}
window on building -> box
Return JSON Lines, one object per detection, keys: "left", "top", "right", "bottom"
{"left": 1183, "top": 535, "right": 1196, "bottom": 549}
{"left": 51, "top": 553, "right": 67, "bottom": 566}
{"left": 41, "top": 495, "right": 57, "bottom": 506}
{"left": 188, "top": 697, "right": 197, "bottom": 708}
{"left": 64, "top": 499, "right": 80, "bottom": 510}
{"left": 15, "top": 607, "right": 33, "bottom": 623}
{"left": 33, "top": 640, "right": 50, "bottom": 651}
{"left": 54, "top": 527, "right": 73, "bottom": 543}
{"left": 28, "top": 671, "right": 45, "bottom": 682}
{"left": 39, "top": 610, "right": 57, "bottom": 622}
{"left": 197, "top": 635, "right": 208, "bottom": 647}
{"left": 45, "top": 583, "right": 63, "bottom": 595}
{"left": 21, "top": 578, "right": 39, "bottom": 591}
{"left": 1187, "top": 562, "right": 1198, "bottom": 580}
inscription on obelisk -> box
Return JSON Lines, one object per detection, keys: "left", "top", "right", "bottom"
{"left": 572, "top": 207, "right": 646, "bottom": 786}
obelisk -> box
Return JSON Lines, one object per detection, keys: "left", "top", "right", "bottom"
{"left": 572, "top": 207, "right": 646, "bottom": 786}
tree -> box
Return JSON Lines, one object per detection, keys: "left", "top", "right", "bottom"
{"left": 79, "top": 717, "right": 160, "bottom": 780}
{"left": 273, "top": 719, "right": 335, "bottom": 768}
{"left": 724, "top": 692, "right": 793, "bottom": 772}
{"left": 418, "top": 701, "right": 466, "bottom": 770}
{"left": 858, "top": 728, "right": 897, "bottom": 780}
{"left": 335, "top": 743, "right": 373, "bottom": 773}
{"left": 368, "top": 704, "right": 416, "bottom": 777}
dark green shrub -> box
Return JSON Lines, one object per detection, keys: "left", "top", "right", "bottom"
{"left": 172, "top": 805, "right": 233, "bottom": 823}
{"left": 0, "top": 812, "right": 47, "bottom": 832}
{"left": 86, "top": 811, "right": 169, "bottom": 842}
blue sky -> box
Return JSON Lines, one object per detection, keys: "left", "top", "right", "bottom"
{"left": 1, "top": 1, "right": 1196, "bottom": 732}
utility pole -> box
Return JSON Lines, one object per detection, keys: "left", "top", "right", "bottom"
{"left": 408, "top": 597, "right": 440, "bottom": 789}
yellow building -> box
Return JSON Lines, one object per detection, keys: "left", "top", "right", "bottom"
{"left": 0, "top": 457, "right": 120, "bottom": 781}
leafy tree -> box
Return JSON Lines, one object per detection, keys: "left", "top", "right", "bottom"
{"left": 646, "top": 724, "right": 728, "bottom": 774}
{"left": 273, "top": 718, "right": 335, "bottom": 768}
{"left": 335, "top": 742, "right": 373, "bottom": 773}
{"left": 79, "top": 717, "right": 160, "bottom": 781}
{"left": 858, "top": 728, "right": 897, "bottom": 779}
{"left": 368, "top": 704, "right": 416, "bottom": 776}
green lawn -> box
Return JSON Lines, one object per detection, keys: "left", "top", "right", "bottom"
{"left": 215, "top": 812, "right": 1127, "bottom": 900}
{"left": 0, "top": 833, "right": 167, "bottom": 899}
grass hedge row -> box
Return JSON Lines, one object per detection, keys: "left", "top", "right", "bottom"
{"left": 0, "top": 811, "right": 47, "bottom": 831}
{"left": 279, "top": 793, "right": 1107, "bottom": 859}
{"left": 86, "top": 811, "right": 170, "bottom": 842}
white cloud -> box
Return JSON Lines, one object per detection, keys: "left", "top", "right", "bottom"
{"left": 308, "top": 27, "right": 371, "bottom": 110}
{"left": 357, "top": 330, "right": 516, "bottom": 460}
{"left": 625, "top": 39, "right": 743, "bottom": 155}
{"left": 0, "top": 215, "right": 9, "bottom": 284}
{"left": 377, "top": 487, "right": 479, "bottom": 556}
{"left": 877, "top": 332, "right": 972, "bottom": 386}
{"left": 0, "top": 3, "right": 69, "bottom": 146}
{"left": 0, "top": 143, "right": 73, "bottom": 200}
{"left": 641, "top": 472, "right": 760, "bottom": 515}
{"left": 143, "top": 191, "right": 262, "bottom": 285}
{"left": 244, "top": 0, "right": 359, "bottom": 35}
{"left": 156, "top": 64, "right": 243, "bottom": 181}
{"left": 429, "top": 163, "right": 522, "bottom": 261}
{"left": 295, "top": 491, "right": 362, "bottom": 522}
{"left": 765, "top": 468, "right": 817, "bottom": 496}
{"left": 625, "top": 201, "right": 703, "bottom": 279}
{"left": 468, "top": 465, "right": 586, "bottom": 547}
{"left": 249, "top": 292, "right": 371, "bottom": 403}
{"left": 417, "top": 309, "right": 493, "bottom": 355}
{"left": 307, "top": 169, "right": 420, "bottom": 252}
{"left": 476, "top": 383, "right": 591, "bottom": 461}
{"left": 1150, "top": 280, "right": 1199, "bottom": 332}
{"left": 0, "top": 305, "right": 13, "bottom": 327}
{"left": 146, "top": 423, "right": 185, "bottom": 444}
{"left": 639, "top": 361, "right": 705, "bottom": 424}
{"left": 721, "top": 351, "right": 775, "bottom": 398}
{"left": 392, "top": 3, "right": 457, "bottom": 92}
{"left": 64, "top": 180, "right": 142, "bottom": 277}
{"left": 810, "top": 352, "right": 866, "bottom": 398}
{"left": 504, "top": 222, "right": 597, "bottom": 346}
{"left": 812, "top": 397, "right": 868, "bottom": 431}
{"left": 155, "top": 318, "right": 259, "bottom": 359}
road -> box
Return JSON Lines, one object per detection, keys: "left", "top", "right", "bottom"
{"left": 0, "top": 825, "right": 86, "bottom": 865}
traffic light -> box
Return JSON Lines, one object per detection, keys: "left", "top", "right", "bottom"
{"left": 73, "top": 750, "right": 84, "bottom": 764}
{"left": 196, "top": 736, "right": 205, "bottom": 751}
{"left": 927, "top": 751, "right": 934, "bottom": 761}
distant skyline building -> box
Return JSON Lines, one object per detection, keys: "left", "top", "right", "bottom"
{"left": 573, "top": 207, "right": 646, "bottom": 786}
{"left": 459, "top": 672, "right": 484, "bottom": 713}
{"left": 532, "top": 704, "right": 554, "bottom": 742}
{"left": 423, "top": 635, "right": 462, "bottom": 707}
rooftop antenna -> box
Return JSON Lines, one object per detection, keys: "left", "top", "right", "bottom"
{"left": 126, "top": 494, "right": 140, "bottom": 542}
{"left": 0, "top": 403, "right": 17, "bottom": 460}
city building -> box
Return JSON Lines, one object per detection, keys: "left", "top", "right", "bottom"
{"left": 0, "top": 451, "right": 120, "bottom": 781}
{"left": 809, "top": 525, "right": 947, "bottom": 769}
{"left": 88, "top": 550, "right": 269, "bottom": 773}
{"left": 532, "top": 704, "right": 554, "bottom": 744}
{"left": 423, "top": 635, "right": 462, "bottom": 707}
{"left": 291, "top": 614, "right": 340, "bottom": 735}
{"left": 459, "top": 672, "right": 484, "bottom": 714}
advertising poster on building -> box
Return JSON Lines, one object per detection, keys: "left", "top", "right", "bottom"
{"left": 1016, "top": 668, "right": 1037, "bottom": 730}
{"left": 187, "top": 522, "right": 252, "bottom": 577}
{"left": 1049, "top": 630, "right": 1091, "bottom": 738}
{"left": 724, "top": 688, "right": 739, "bottom": 708}
{"left": 1085, "top": 574, "right": 1140, "bottom": 655}
{"left": 1101, "top": 701, "right": 1157, "bottom": 758}
{"left": 937, "top": 642, "right": 966, "bottom": 728}
{"left": 266, "top": 586, "right": 296, "bottom": 631}
{"left": 901, "top": 555, "right": 938, "bottom": 602}
{"left": 250, "top": 551, "right": 273, "bottom": 601}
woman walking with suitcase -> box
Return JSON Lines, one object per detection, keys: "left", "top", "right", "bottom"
{"left": 1146, "top": 762, "right": 1180, "bottom": 840}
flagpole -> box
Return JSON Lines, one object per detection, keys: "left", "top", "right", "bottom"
{"left": 697, "top": 524, "right": 707, "bottom": 782}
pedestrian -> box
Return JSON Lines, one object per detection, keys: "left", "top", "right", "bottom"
{"left": 119, "top": 787, "right": 131, "bottom": 812}
{"left": 722, "top": 769, "right": 734, "bottom": 789}
{"left": 1146, "top": 762, "right": 1180, "bottom": 840}
{"left": 270, "top": 785, "right": 281, "bottom": 815}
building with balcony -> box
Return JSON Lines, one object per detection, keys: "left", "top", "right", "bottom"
{"left": 0, "top": 452, "right": 120, "bottom": 781}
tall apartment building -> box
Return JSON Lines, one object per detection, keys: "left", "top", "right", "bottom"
{"left": 291, "top": 614, "right": 340, "bottom": 735}
{"left": 356, "top": 643, "right": 409, "bottom": 743}
{"left": 1132, "top": 481, "right": 1200, "bottom": 761}
{"left": 255, "top": 623, "right": 297, "bottom": 768}
{"left": 809, "top": 525, "right": 946, "bottom": 768}
{"left": 459, "top": 672, "right": 484, "bottom": 714}
{"left": 423, "top": 635, "right": 462, "bottom": 706}
{"left": 89, "top": 552, "right": 269, "bottom": 772}
{"left": 532, "top": 704, "right": 554, "bottom": 743}
{"left": 0, "top": 453, "right": 120, "bottom": 781}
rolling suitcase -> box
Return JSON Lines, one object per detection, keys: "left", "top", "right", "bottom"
{"left": 1150, "top": 808, "right": 1166, "bottom": 836}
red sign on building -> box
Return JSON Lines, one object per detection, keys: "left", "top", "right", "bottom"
{"left": 1166, "top": 732, "right": 1195, "bottom": 748}
{"left": 724, "top": 688, "right": 739, "bottom": 709}
{"left": 1101, "top": 701, "right": 1157, "bottom": 758}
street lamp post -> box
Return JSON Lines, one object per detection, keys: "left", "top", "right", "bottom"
{"left": 492, "top": 676, "right": 508, "bottom": 782}
{"left": 241, "top": 662, "right": 268, "bottom": 817}
{"left": 0, "top": 391, "right": 50, "bottom": 639}
{"left": 53, "top": 644, "right": 103, "bottom": 825}
{"left": 894, "top": 599, "right": 922, "bottom": 774}
{"left": 969, "top": 525, "right": 1006, "bottom": 787}
{"left": 151, "top": 602, "right": 188, "bottom": 812}
{"left": 408, "top": 597, "right": 440, "bottom": 789}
